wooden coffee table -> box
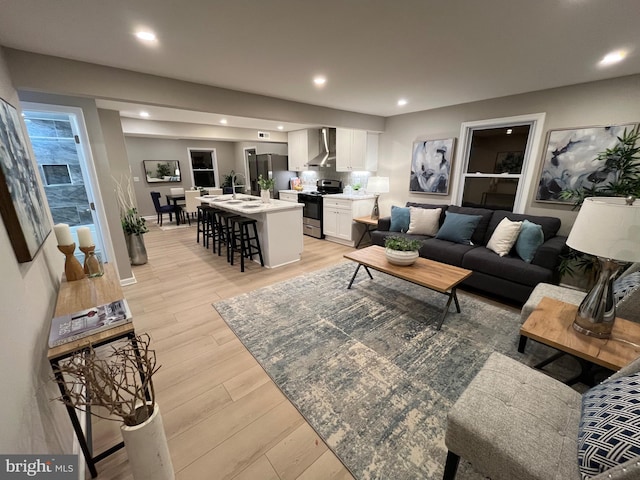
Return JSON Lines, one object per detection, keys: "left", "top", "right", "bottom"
{"left": 343, "top": 245, "right": 472, "bottom": 330}
{"left": 520, "top": 297, "right": 640, "bottom": 383}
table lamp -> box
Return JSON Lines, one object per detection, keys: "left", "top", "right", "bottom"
{"left": 367, "top": 176, "right": 389, "bottom": 220}
{"left": 566, "top": 196, "right": 640, "bottom": 338}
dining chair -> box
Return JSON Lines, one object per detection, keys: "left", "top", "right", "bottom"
{"left": 150, "top": 191, "right": 178, "bottom": 226}
{"left": 183, "top": 190, "right": 201, "bottom": 226}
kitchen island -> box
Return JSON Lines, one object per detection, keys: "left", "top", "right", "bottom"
{"left": 196, "top": 194, "right": 304, "bottom": 268}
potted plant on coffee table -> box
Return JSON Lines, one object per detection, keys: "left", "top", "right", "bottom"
{"left": 384, "top": 236, "right": 423, "bottom": 266}
{"left": 258, "top": 174, "right": 275, "bottom": 203}
{"left": 53, "top": 334, "right": 174, "bottom": 480}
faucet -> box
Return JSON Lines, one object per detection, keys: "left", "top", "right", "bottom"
{"left": 231, "top": 173, "right": 245, "bottom": 200}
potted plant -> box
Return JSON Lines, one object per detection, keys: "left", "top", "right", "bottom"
{"left": 114, "top": 175, "right": 148, "bottom": 265}
{"left": 384, "top": 236, "right": 422, "bottom": 266}
{"left": 258, "top": 174, "right": 275, "bottom": 203}
{"left": 53, "top": 334, "right": 174, "bottom": 480}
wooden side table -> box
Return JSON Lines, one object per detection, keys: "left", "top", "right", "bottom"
{"left": 520, "top": 297, "right": 640, "bottom": 383}
{"left": 48, "top": 264, "right": 145, "bottom": 478}
{"left": 353, "top": 216, "right": 378, "bottom": 248}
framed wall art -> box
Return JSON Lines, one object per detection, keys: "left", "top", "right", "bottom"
{"left": 0, "top": 96, "right": 51, "bottom": 262}
{"left": 409, "top": 137, "right": 455, "bottom": 195}
{"left": 535, "top": 123, "right": 637, "bottom": 203}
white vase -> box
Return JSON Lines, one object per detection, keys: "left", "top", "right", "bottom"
{"left": 120, "top": 403, "right": 174, "bottom": 480}
{"left": 385, "top": 248, "right": 419, "bottom": 266}
{"left": 261, "top": 190, "right": 271, "bottom": 203}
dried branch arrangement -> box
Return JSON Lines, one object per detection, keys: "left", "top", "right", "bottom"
{"left": 53, "top": 334, "right": 160, "bottom": 426}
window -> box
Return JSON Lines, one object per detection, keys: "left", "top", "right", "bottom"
{"left": 188, "top": 149, "right": 219, "bottom": 188}
{"left": 453, "top": 113, "right": 546, "bottom": 213}
{"left": 42, "top": 164, "right": 72, "bottom": 185}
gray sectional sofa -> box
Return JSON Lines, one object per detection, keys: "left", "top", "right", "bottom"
{"left": 370, "top": 203, "right": 568, "bottom": 303}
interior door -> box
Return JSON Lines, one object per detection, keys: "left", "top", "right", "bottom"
{"left": 22, "top": 105, "right": 109, "bottom": 262}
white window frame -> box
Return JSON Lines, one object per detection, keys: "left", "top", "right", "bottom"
{"left": 187, "top": 148, "right": 219, "bottom": 188}
{"left": 451, "top": 113, "right": 546, "bottom": 213}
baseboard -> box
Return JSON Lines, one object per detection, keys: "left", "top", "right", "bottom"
{"left": 120, "top": 274, "right": 137, "bottom": 286}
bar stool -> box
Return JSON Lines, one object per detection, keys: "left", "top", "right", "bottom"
{"left": 196, "top": 205, "right": 215, "bottom": 247}
{"left": 229, "top": 216, "right": 264, "bottom": 272}
{"left": 215, "top": 211, "right": 240, "bottom": 261}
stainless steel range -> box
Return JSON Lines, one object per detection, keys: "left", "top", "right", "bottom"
{"left": 298, "top": 179, "right": 343, "bottom": 238}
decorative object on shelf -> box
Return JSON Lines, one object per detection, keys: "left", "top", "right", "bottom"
{"left": 79, "top": 245, "right": 104, "bottom": 277}
{"left": 566, "top": 196, "right": 640, "bottom": 338}
{"left": 367, "top": 176, "right": 389, "bottom": 220}
{"left": 536, "top": 123, "right": 637, "bottom": 203}
{"left": 258, "top": 174, "right": 274, "bottom": 203}
{"left": 53, "top": 334, "right": 174, "bottom": 480}
{"left": 114, "top": 175, "right": 148, "bottom": 265}
{"left": 384, "top": 236, "right": 422, "bottom": 266}
{"left": 54, "top": 223, "right": 85, "bottom": 281}
{"left": 409, "top": 138, "right": 455, "bottom": 195}
{"left": 0, "top": 97, "right": 51, "bottom": 262}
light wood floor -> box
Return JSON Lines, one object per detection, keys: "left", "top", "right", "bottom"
{"left": 92, "top": 222, "right": 357, "bottom": 480}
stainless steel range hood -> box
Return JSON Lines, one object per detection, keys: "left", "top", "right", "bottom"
{"left": 308, "top": 127, "right": 336, "bottom": 167}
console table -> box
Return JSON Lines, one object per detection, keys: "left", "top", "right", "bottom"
{"left": 48, "top": 264, "right": 143, "bottom": 478}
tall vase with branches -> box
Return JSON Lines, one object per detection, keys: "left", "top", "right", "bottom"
{"left": 114, "top": 175, "right": 148, "bottom": 265}
{"left": 558, "top": 126, "right": 640, "bottom": 284}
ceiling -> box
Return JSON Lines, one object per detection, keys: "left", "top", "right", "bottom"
{"left": 1, "top": 0, "right": 639, "bottom": 131}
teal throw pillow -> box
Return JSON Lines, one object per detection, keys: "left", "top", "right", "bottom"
{"left": 435, "top": 212, "right": 482, "bottom": 245}
{"left": 515, "top": 220, "right": 544, "bottom": 263}
{"left": 390, "top": 206, "right": 410, "bottom": 232}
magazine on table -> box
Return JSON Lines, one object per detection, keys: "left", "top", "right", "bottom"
{"left": 49, "top": 299, "right": 132, "bottom": 348}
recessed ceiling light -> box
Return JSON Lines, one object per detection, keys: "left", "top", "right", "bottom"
{"left": 277, "top": 125, "right": 284, "bottom": 130}
{"left": 219, "top": 119, "right": 228, "bottom": 125}
{"left": 313, "top": 76, "right": 327, "bottom": 87}
{"left": 139, "top": 111, "right": 150, "bottom": 118}
{"left": 397, "top": 99, "right": 408, "bottom": 106}
{"left": 599, "top": 50, "right": 627, "bottom": 67}
{"left": 135, "top": 30, "right": 157, "bottom": 43}
{"left": 506, "top": 128, "right": 513, "bottom": 135}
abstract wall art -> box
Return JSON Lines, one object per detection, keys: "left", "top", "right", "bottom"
{"left": 409, "top": 138, "right": 455, "bottom": 195}
{"left": 535, "top": 124, "right": 637, "bottom": 203}
{"left": 0, "top": 97, "right": 51, "bottom": 262}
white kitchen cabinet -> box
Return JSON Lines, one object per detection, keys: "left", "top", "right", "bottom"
{"left": 287, "top": 129, "right": 319, "bottom": 172}
{"left": 336, "top": 129, "right": 378, "bottom": 172}
{"left": 323, "top": 196, "right": 375, "bottom": 246}
{"left": 279, "top": 191, "right": 299, "bottom": 203}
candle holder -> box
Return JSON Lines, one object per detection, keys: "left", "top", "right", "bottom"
{"left": 79, "top": 245, "right": 104, "bottom": 278}
{"left": 57, "top": 243, "right": 86, "bottom": 281}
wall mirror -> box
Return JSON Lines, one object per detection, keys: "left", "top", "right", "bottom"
{"left": 143, "top": 160, "right": 181, "bottom": 183}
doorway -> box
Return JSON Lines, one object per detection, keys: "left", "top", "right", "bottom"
{"left": 21, "top": 104, "right": 111, "bottom": 263}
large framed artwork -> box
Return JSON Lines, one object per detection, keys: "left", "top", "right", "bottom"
{"left": 409, "top": 137, "right": 455, "bottom": 195}
{"left": 535, "top": 123, "right": 637, "bottom": 203}
{"left": 0, "top": 97, "right": 51, "bottom": 262}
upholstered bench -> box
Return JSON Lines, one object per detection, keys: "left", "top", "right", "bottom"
{"left": 443, "top": 352, "right": 640, "bottom": 480}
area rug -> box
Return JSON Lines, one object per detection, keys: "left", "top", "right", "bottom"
{"left": 213, "top": 262, "right": 576, "bottom": 480}
{"left": 158, "top": 223, "right": 192, "bottom": 231}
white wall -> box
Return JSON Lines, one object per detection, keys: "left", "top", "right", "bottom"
{"left": 0, "top": 47, "right": 73, "bottom": 455}
{"left": 378, "top": 74, "right": 640, "bottom": 235}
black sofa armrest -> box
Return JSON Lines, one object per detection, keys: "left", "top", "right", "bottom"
{"left": 531, "top": 235, "right": 568, "bottom": 273}
{"left": 377, "top": 216, "right": 391, "bottom": 232}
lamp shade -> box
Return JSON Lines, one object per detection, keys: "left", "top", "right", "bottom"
{"left": 367, "top": 176, "right": 389, "bottom": 194}
{"left": 566, "top": 197, "right": 640, "bottom": 262}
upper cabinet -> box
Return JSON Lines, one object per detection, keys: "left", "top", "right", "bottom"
{"left": 336, "top": 129, "right": 378, "bottom": 172}
{"left": 287, "top": 129, "right": 319, "bottom": 172}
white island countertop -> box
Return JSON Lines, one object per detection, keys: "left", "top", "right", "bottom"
{"left": 196, "top": 194, "right": 303, "bottom": 268}
{"left": 197, "top": 194, "right": 303, "bottom": 214}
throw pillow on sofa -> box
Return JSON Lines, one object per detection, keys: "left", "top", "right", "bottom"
{"left": 390, "top": 206, "right": 411, "bottom": 232}
{"left": 515, "top": 220, "right": 545, "bottom": 263}
{"left": 407, "top": 207, "right": 441, "bottom": 235}
{"left": 435, "top": 212, "right": 482, "bottom": 245}
{"left": 486, "top": 217, "right": 523, "bottom": 257}
{"left": 577, "top": 372, "right": 640, "bottom": 479}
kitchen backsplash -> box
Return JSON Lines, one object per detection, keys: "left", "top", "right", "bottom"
{"left": 297, "top": 170, "right": 371, "bottom": 191}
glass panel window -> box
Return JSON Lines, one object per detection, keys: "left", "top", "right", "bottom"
{"left": 42, "top": 164, "right": 72, "bottom": 185}
{"left": 462, "top": 177, "right": 518, "bottom": 211}
{"left": 189, "top": 150, "right": 217, "bottom": 188}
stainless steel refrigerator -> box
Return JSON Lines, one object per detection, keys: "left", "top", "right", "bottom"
{"left": 247, "top": 153, "right": 294, "bottom": 198}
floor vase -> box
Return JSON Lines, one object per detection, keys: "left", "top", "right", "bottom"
{"left": 120, "top": 403, "right": 174, "bottom": 480}
{"left": 126, "top": 233, "right": 148, "bottom": 265}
